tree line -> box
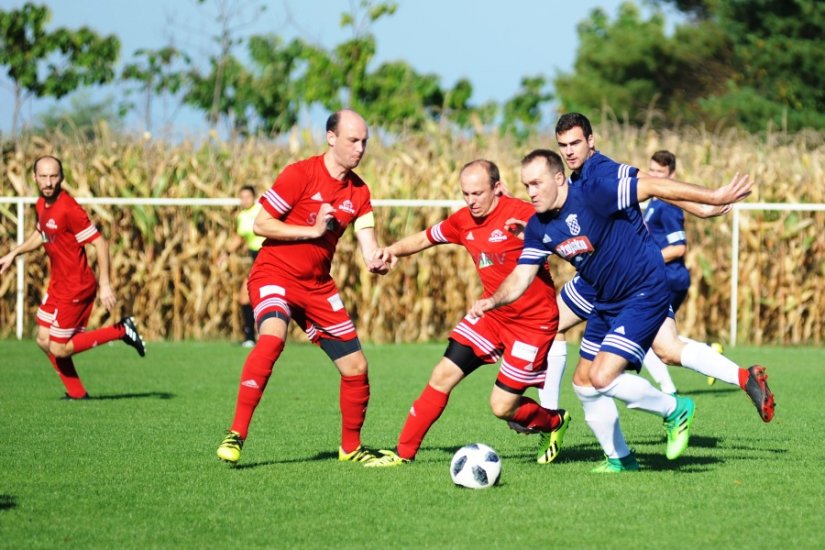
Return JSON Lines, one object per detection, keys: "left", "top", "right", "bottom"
{"left": 1, "top": 0, "right": 823, "bottom": 138}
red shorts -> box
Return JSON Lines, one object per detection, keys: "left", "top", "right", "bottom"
{"left": 450, "top": 312, "right": 557, "bottom": 392}
{"left": 36, "top": 293, "right": 94, "bottom": 343}
{"left": 247, "top": 274, "right": 357, "bottom": 343}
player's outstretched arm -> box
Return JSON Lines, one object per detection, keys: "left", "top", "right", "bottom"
{"left": 468, "top": 263, "right": 539, "bottom": 319}
{"left": 665, "top": 199, "right": 732, "bottom": 219}
{"left": 637, "top": 172, "right": 752, "bottom": 206}
{"left": 0, "top": 230, "right": 43, "bottom": 274}
{"left": 354, "top": 227, "right": 393, "bottom": 275}
{"left": 253, "top": 203, "right": 334, "bottom": 241}
{"left": 91, "top": 235, "right": 116, "bottom": 312}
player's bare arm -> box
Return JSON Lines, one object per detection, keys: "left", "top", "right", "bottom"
{"left": 253, "top": 202, "right": 335, "bottom": 240}
{"left": 468, "top": 263, "right": 540, "bottom": 319}
{"left": 504, "top": 217, "right": 527, "bottom": 239}
{"left": 91, "top": 235, "right": 116, "bottom": 312}
{"left": 0, "top": 230, "right": 43, "bottom": 274}
{"left": 661, "top": 244, "right": 687, "bottom": 263}
{"left": 355, "top": 227, "right": 391, "bottom": 275}
{"left": 637, "top": 172, "right": 752, "bottom": 206}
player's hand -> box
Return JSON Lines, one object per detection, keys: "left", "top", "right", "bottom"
{"left": 368, "top": 248, "right": 396, "bottom": 274}
{"left": 468, "top": 297, "right": 496, "bottom": 320}
{"left": 0, "top": 252, "right": 14, "bottom": 274}
{"left": 713, "top": 172, "right": 752, "bottom": 205}
{"left": 313, "top": 203, "right": 336, "bottom": 237}
{"left": 99, "top": 283, "right": 116, "bottom": 312}
{"left": 504, "top": 218, "right": 527, "bottom": 239}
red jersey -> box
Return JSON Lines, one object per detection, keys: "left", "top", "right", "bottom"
{"left": 427, "top": 195, "right": 556, "bottom": 326}
{"left": 255, "top": 154, "right": 372, "bottom": 282}
{"left": 35, "top": 191, "right": 100, "bottom": 302}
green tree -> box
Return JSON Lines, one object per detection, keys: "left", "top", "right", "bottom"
{"left": 245, "top": 35, "right": 305, "bottom": 134}
{"left": 35, "top": 90, "right": 123, "bottom": 139}
{"left": 0, "top": 2, "right": 120, "bottom": 134}
{"left": 184, "top": 54, "right": 254, "bottom": 133}
{"left": 121, "top": 47, "right": 190, "bottom": 132}
{"left": 499, "top": 76, "right": 553, "bottom": 140}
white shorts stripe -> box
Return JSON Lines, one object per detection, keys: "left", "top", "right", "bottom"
{"left": 579, "top": 338, "right": 601, "bottom": 356}
{"left": 602, "top": 334, "right": 646, "bottom": 363}
{"left": 254, "top": 297, "right": 290, "bottom": 320}
{"left": 454, "top": 323, "right": 501, "bottom": 361}
{"left": 562, "top": 281, "right": 594, "bottom": 315}
{"left": 500, "top": 360, "right": 545, "bottom": 384}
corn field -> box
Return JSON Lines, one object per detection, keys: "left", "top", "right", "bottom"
{"left": 1, "top": 123, "right": 823, "bottom": 344}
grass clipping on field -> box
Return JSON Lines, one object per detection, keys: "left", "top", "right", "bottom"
{"left": 1, "top": 124, "right": 823, "bottom": 344}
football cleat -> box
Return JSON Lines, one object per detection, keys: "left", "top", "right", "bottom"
{"left": 217, "top": 430, "right": 244, "bottom": 463}
{"left": 363, "top": 449, "right": 411, "bottom": 468}
{"left": 338, "top": 445, "right": 381, "bottom": 463}
{"left": 537, "top": 410, "right": 571, "bottom": 464}
{"left": 664, "top": 396, "right": 695, "bottom": 460}
{"left": 61, "top": 392, "right": 90, "bottom": 400}
{"left": 507, "top": 420, "right": 540, "bottom": 435}
{"left": 744, "top": 365, "right": 775, "bottom": 423}
{"left": 119, "top": 316, "right": 146, "bottom": 357}
{"left": 591, "top": 453, "right": 640, "bottom": 473}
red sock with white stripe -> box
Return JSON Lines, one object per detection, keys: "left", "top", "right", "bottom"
{"left": 340, "top": 373, "right": 370, "bottom": 453}
{"left": 397, "top": 384, "right": 449, "bottom": 460}
{"left": 509, "top": 396, "right": 561, "bottom": 432}
{"left": 69, "top": 325, "right": 125, "bottom": 354}
{"left": 229, "top": 335, "right": 285, "bottom": 439}
{"left": 48, "top": 354, "right": 87, "bottom": 398}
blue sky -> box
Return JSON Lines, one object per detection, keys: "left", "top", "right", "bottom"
{"left": 0, "top": 0, "right": 674, "bottom": 135}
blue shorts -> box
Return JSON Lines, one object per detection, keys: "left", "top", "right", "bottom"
{"left": 560, "top": 276, "right": 596, "bottom": 320}
{"left": 579, "top": 289, "right": 672, "bottom": 369}
{"left": 562, "top": 275, "right": 677, "bottom": 322}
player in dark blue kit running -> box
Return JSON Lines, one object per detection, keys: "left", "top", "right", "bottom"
{"left": 470, "top": 149, "right": 755, "bottom": 471}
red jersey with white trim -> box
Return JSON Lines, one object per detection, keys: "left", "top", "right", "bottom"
{"left": 255, "top": 154, "right": 373, "bottom": 282}
{"left": 427, "top": 194, "right": 557, "bottom": 326}
{"left": 35, "top": 190, "right": 100, "bottom": 302}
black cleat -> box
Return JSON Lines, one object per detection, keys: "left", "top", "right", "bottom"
{"left": 744, "top": 365, "right": 775, "bottom": 423}
{"left": 61, "top": 392, "right": 90, "bottom": 400}
{"left": 119, "top": 316, "right": 146, "bottom": 357}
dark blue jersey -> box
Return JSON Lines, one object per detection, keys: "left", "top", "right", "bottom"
{"left": 644, "top": 198, "right": 690, "bottom": 292}
{"left": 520, "top": 176, "right": 668, "bottom": 304}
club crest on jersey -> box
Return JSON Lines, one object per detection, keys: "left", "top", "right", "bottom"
{"left": 555, "top": 236, "right": 594, "bottom": 260}
{"left": 338, "top": 200, "right": 355, "bottom": 214}
{"left": 478, "top": 252, "right": 494, "bottom": 268}
{"left": 46, "top": 218, "right": 58, "bottom": 230}
{"left": 488, "top": 229, "right": 507, "bottom": 243}
{"left": 565, "top": 214, "right": 580, "bottom": 235}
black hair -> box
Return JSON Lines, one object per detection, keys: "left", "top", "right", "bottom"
{"left": 555, "top": 113, "right": 593, "bottom": 138}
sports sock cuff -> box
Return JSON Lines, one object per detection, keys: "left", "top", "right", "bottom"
{"left": 549, "top": 339, "right": 567, "bottom": 356}
{"left": 341, "top": 372, "right": 369, "bottom": 385}
{"left": 421, "top": 384, "right": 449, "bottom": 406}
{"left": 680, "top": 341, "right": 702, "bottom": 367}
{"left": 572, "top": 383, "right": 600, "bottom": 399}
{"left": 255, "top": 334, "right": 285, "bottom": 362}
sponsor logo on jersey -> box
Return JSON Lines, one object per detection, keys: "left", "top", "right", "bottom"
{"left": 488, "top": 229, "right": 507, "bottom": 243}
{"left": 565, "top": 214, "right": 580, "bottom": 235}
{"left": 478, "top": 252, "right": 494, "bottom": 268}
{"left": 338, "top": 200, "right": 355, "bottom": 214}
{"left": 466, "top": 231, "right": 474, "bottom": 241}
{"left": 46, "top": 218, "right": 58, "bottom": 230}
{"left": 311, "top": 192, "right": 324, "bottom": 201}
{"left": 555, "top": 236, "right": 594, "bottom": 260}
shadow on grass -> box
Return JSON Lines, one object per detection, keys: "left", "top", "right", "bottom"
{"left": 679, "top": 387, "right": 739, "bottom": 397}
{"left": 0, "top": 495, "right": 17, "bottom": 511}
{"left": 88, "top": 392, "right": 175, "bottom": 400}
{"left": 229, "top": 450, "right": 339, "bottom": 470}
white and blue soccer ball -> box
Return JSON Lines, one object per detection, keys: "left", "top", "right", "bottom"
{"left": 450, "top": 443, "right": 501, "bottom": 489}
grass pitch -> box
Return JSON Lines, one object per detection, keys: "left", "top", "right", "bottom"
{"left": 0, "top": 340, "right": 822, "bottom": 548}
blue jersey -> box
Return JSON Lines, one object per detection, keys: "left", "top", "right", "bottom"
{"left": 520, "top": 176, "right": 668, "bottom": 305}
{"left": 644, "top": 198, "right": 690, "bottom": 293}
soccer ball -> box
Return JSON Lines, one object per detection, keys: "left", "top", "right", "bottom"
{"left": 450, "top": 443, "right": 501, "bottom": 489}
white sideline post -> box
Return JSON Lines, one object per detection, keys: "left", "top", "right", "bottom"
{"left": 16, "top": 199, "right": 25, "bottom": 340}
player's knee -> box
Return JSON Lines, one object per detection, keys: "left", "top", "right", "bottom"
{"left": 49, "top": 342, "right": 71, "bottom": 358}
{"left": 489, "top": 397, "right": 517, "bottom": 420}
{"left": 651, "top": 341, "right": 682, "bottom": 365}
{"left": 588, "top": 368, "right": 615, "bottom": 390}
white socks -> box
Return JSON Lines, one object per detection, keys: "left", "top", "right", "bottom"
{"left": 599, "top": 373, "right": 677, "bottom": 417}
{"left": 643, "top": 349, "right": 677, "bottom": 394}
{"left": 680, "top": 342, "right": 741, "bottom": 385}
{"left": 573, "top": 383, "right": 631, "bottom": 459}
{"left": 539, "top": 339, "right": 567, "bottom": 409}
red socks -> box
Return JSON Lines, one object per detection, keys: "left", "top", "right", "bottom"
{"left": 397, "top": 384, "right": 449, "bottom": 460}
{"left": 738, "top": 368, "right": 749, "bottom": 389}
{"left": 69, "top": 325, "right": 125, "bottom": 354}
{"left": 340, "top": 373, "right": 370, "bottom": 453}
{"left": 48, "top": 354, "right": 87, "bottom": 398}
{"left": 230, "top": 335, "right": 285, "bottom": 438}
{"left": 510, "top": 397, "right": 561, "bottom": 432}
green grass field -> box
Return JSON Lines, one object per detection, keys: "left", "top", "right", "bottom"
{"left": 0, "top": 339, "right": 822, "bottom": 548}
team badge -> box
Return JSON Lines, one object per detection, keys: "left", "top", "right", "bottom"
{"left": 565, "top": 214, "right": 580, "bottom": 235}
{"left": 488, "top": 229, "right": 507, "bottom": 243}
{"left": 478, "top": 252, "right": 494, "bottom": 268}
{"left": 46, "top": 218, "right": 58, "bottom": 230}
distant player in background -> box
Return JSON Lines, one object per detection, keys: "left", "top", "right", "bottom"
{"left": 219, "top": 185, "right": 265, "bottom": 347}
{"left": 365, "top": 160, "right": 570, "bottom": 468}
{"left": 216, "top": 109, "right": 389, "bottom": 465}
{"left": 538, "top": 114, "right": 774, "bottom": 434}
{"left": 0, "top": 156, "right": 146, "bottom": 399}
{"left": 472, "top": 149, "right": 760, "bottom": 471}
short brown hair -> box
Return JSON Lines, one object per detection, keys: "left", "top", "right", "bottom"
{"left": 521, "top": 149, "right": 566, "bottom": 176}
{"left": 460, "top": 159, "right": 501, "bottom": 188}
{"left": 651, "top": 150, "right": 676, "bottom": 173}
